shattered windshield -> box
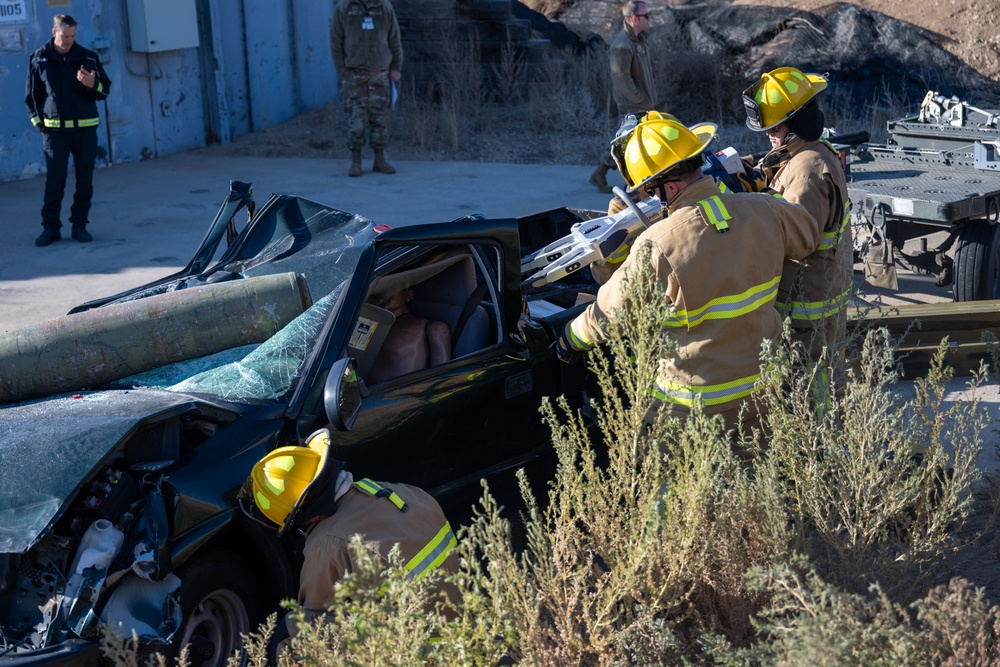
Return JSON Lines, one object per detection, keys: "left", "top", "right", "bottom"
{"left": 169, "top": 293, "right": 337, "bottom": 399}
{"left": 116, "top": 291, "right": 340, "bottom": 400}
{"left": 108, "top": 196, "right": 377, "bottom": 402}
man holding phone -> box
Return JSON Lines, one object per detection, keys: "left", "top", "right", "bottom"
{"left": 25, "top": 14, "right": 111, "bottom": 246}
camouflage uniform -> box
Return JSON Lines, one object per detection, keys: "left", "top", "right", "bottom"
{"left": 342, "top": 69, "right": 391, "bottom": 150}
{"left": 331, "top": 0, "right": 403, "bottom": 152}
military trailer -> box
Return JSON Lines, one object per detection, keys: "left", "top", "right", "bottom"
{"left": 847, "top": 91, "right": 1000, "bottom": 301}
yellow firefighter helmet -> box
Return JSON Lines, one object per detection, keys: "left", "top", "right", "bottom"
{"left": 743, "top": 66, "right": 828, "bottom": 132}
{"left": 248, "top": 429, "right": 334, "bottom": 532}
{"left": 619, "top": 116, "right": 716, "bottom": 193}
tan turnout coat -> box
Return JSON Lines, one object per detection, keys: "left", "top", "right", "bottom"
{"left": 759, "top": 136, "right": 853, "bottom": 362}
{"left": 566, "top": 177, "right": 821, "bottom": 421}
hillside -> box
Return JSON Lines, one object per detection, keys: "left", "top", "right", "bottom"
{"left": 203, "top": 0, "right": 998, "bottom": 165}
{"left": 533, "top": 0, "right": 1000, "bottom": 82}
{"left": 728, "top": 0, "right": 1000, "bottom": 81}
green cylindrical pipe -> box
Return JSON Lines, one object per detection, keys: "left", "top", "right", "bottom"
{"left": 0, "top": 273, "right": 311, "bottom": 404}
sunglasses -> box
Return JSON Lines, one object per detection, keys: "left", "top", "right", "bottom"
{"left": 634, "top": 13, "right": 650, "bottom": 18}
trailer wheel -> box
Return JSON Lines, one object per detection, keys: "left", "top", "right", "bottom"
{"left": 954, "top": 220, "right": 1000, "bottom": 301}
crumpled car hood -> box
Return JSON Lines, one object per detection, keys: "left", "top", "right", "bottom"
{"left": 0, "top": 389, "right": 201, "bottom": 554}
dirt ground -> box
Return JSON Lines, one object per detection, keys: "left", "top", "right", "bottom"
{"left": 727, "top": 0, "right": 1000, "bottom": 81}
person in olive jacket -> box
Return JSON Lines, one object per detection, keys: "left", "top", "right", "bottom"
{"left": 590, "top": 0, "right": 655, "bottom": 194}
{"left": 25, "top": 14, "right": 111, "bottom": 247}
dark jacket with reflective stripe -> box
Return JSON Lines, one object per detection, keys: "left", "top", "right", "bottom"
{"left": 296, "top": 480, "right": 457, "bottom": 619}
{"left": 568, "top": 176, "right": 821, "bottom": 417}
{"left": 25, "top": 40, "right": 111, "bottom": 131}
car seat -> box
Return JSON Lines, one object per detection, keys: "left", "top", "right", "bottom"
{"left": 407, "top": 254, "right": 491, "bottom": 358}
{"left": 360, "top": 250, "right": 491, "bottom": 378}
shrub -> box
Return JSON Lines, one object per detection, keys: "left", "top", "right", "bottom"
{"left": 100, "top": 229, "right": 994, "bottom": 667}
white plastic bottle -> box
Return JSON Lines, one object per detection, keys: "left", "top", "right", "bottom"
{"left": 63, "top": 519, "right": 125, "bottom": 615}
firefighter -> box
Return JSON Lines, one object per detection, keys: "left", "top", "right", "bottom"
{"left": 558, "top": 115, "right": 822, "bottom": 432}
{"left": 742, "top": 67, "right": 853, "bottom": 389}
{"left": 240, "top": 428, "right": 458, "bottom": 661}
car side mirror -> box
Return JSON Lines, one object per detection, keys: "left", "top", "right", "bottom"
{"left": 324, "top": 358, "right": 362, "bottom": 431}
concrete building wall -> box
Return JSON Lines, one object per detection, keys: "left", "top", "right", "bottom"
{"left": 0, "top": 0, "right": 338, "bottom": 183}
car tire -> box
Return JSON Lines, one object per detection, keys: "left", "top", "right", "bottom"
{"left": 167, "top": 547, "right": 263, "bottom": 667}
{"left": 954, "top": 219, "right": 1000, "bottom": 301}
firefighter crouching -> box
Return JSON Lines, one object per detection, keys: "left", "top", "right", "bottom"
{"left": 240, "top": 428, "right": 458, "bottom": 662}
{"left": 558, "top": 114, "right": 822, "bottom": 434}
{"left": 742, "top": 67, "right": 853, "bottom": 390}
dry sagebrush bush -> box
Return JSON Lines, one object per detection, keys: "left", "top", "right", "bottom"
{"left": 100, "top": 251, "right": 994, "bottom": 666}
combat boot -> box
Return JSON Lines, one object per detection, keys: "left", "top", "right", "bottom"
{"left": 373, "top": 150, "right": 396, "bottom": 174}
{"left": 589, "top": 164, "right": 613, "bottom": 194}
{"left": 349, "top": 150, "right": 362, "bottom": 177}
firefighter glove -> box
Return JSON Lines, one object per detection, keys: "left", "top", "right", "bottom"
{"left": 555, "top": 330, "right": 583, "bottom": 365}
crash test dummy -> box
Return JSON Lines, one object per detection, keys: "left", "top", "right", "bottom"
{"left": 367, "top": 287, "right": 452, "bottom": 384}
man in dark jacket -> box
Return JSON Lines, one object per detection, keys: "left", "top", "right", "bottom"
{"left": 25, "top": 14, "right": 111, "bottom": 247}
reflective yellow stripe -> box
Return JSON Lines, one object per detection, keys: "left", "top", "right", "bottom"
{"left": 42, "top": 117, "right": 100, "bottom": 129}
{"left": 697, "top": 195, "right": 730, "bottom": 232}
{"left": 404, "top": 522, "right": 457, "bottom": 580}
{"left": 775, "top": 287, "right": 851, "bottom": 321}
{"left": 816, "top": 201, "right": 852, "bottom": 251}
{"left": 568, "top": 314, "right": 594, "bottom": 350}
{"left": 662, "top": 276, "right": 780, "bottom": 329}
{"left": 354, "top": 478, "right": 408, "bottom": 512}
{"left": 652, "top": 372, "right": 760, "bottom": 407}
{"left": 30, "top": 115, "right": 41, "bottom": 127}
{"left": 606, "top": 243, "right": 630, "bottom": 265}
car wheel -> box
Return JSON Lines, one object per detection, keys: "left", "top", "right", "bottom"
{"left": 954, "top": 218, "right": 1000, "bottom": 301}
{"left": 170, "top": 547, "right": 263, "bottom": 667}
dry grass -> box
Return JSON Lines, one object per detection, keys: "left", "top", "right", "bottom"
{"left": 205, "top": 34, "right": 919, "bottom": 167}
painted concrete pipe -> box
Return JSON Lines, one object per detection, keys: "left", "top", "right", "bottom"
{"left": 0, "top": 272, "right": 311, "bottom": 404}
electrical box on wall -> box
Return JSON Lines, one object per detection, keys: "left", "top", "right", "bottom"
{"left": 126, "top": 0, "right": 200, "bottom": 52}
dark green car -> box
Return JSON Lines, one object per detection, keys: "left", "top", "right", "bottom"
{"left": 0, "top": 182, "right": 597, "bottom": 666}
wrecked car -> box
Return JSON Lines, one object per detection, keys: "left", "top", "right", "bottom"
{"left": 0, "top": 181, "right": 600, "bottom": 666}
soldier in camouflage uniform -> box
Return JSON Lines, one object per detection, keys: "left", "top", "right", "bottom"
{"left": 331, "top": 0, "right": 403, "bottom": 177}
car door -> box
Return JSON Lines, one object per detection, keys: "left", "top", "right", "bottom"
{"left": 292, "top": 220, "right": 552, "bottom": 496}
